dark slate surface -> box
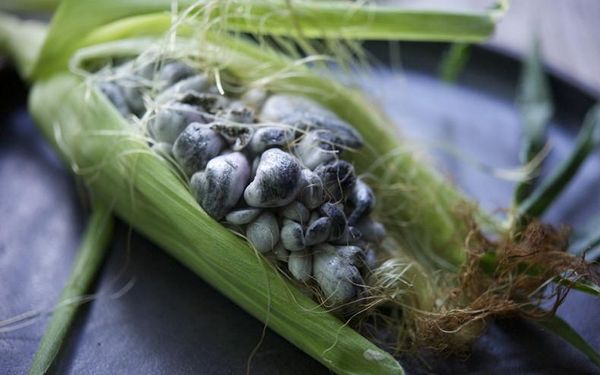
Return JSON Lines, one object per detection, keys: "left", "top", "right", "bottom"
{"left": 1, "top": 44, "right": 599, "bottom": 375}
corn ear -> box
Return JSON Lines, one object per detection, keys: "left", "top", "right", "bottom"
{"left": 5, "top": 13, "right": 405, "bottom": 373}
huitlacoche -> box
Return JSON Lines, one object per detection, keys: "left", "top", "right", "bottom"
{"left": 97, "top": 59, "right": 387, "bottom": 307}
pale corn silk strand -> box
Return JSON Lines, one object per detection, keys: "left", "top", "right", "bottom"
{"left": 0, "top": 212, "right": 137, "bottom": 334}
{"left": 0, "top": 281, "right": 136, "bottom": 333}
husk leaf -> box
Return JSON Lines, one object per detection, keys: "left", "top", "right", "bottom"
{"left": 33, "top": 0, "right": 500, "bottom": 79}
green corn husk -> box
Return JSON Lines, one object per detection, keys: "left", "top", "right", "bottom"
{"left": 33, "top": 0, "right": 503, "bottom": 79}
{"left": 513, "top": 39, "right": 552, "bottom": 206}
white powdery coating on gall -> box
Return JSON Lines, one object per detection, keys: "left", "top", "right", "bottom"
{"left": 244, "top": 148, "right": 303, "bottom": 208}
{"left": 288, "top": 250, "right": 312, "bottom": 282}
{"left": 280, "top": 219, "right": 305, "bottom": 251}
{"left": 190, "top": 152, "right": 250, "bottom": 220}
{"left": 225, "top": 207, "right": 262, "bottom": 225}
{"left": 314, "top": 160, "right": 356, "bottom": 202}
{"left": 248, "top": 127, "right": 295, "bottom": 155}
{"left": 172, "top": 122, "right": 224, "bottom": 175}
{"left": 298, "top": 168, "right": 325, "bottom": 210}
{"left": 304, "top": 217, "right": 332, "bottom": 246}
{"left": 313, "top": 245, "right": 362, "bottom": 306}
{"left": 294, "top": 131, "right": 337, "bottom": 170}
{"left": 246, "top": 212, "right": 279, "bottom": 253}
{"left": 319, "top": 202, "right": 347, "bottom": 241}
{"left": 347, "top": 179, "right": 375, "bottom": 226}
{"left": 280, "top": 201, "right": 310, "bottom": 224}
{"left": 150, "top": 103, "right": 208, "bottom": 144}
{"left": 356, "top": 218, "right": 386, "bottom": 244}
{"left": 100, "top": 58, "right": 392, "bottom": 306}
{"left": 260, "top": 94, "right": 363, "bottom": 148}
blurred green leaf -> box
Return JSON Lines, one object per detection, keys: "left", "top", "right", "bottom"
{"left": 554, "top": 276, "right": 600, "bottom": 297}
{"left": 513, "top": 39, "right": 552, "bottom": 205}
{"left": 0, "top": 0, "right": 58, "bottom": 12}
{"left": 34, "top": 0, "right": 503, "bottom": 79}
{"left": 570, "top": 214, "right": 600, "bottom": 261}
{"left": 537, "top": 315, "right": 600, "bottom": 369}
{"left": 439, "top": 42, "right": 471, "bottom": 83}
{"left": 518, "top": 104, "right": 600, "bottom": 219}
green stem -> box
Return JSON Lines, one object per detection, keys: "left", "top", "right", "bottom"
{"left": 513, "top": 38, "right": 552, "bottom": 205}
{"left": 517, "top": 104, "right": 600, "bottom": 220}
{"left": 29, "top": 202, "right": 114, "bottom": 375}
{"left": 558, "top": 278, "right": 600, "bottom": 297}
{"left": 536, "top": 315, "right": 600, "bottom": 368}
{"left": 570, "top": 214, "right": 600, "bottom": 261}
{"left": 438, "top": 43, "right": 471, "bottom": 83}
